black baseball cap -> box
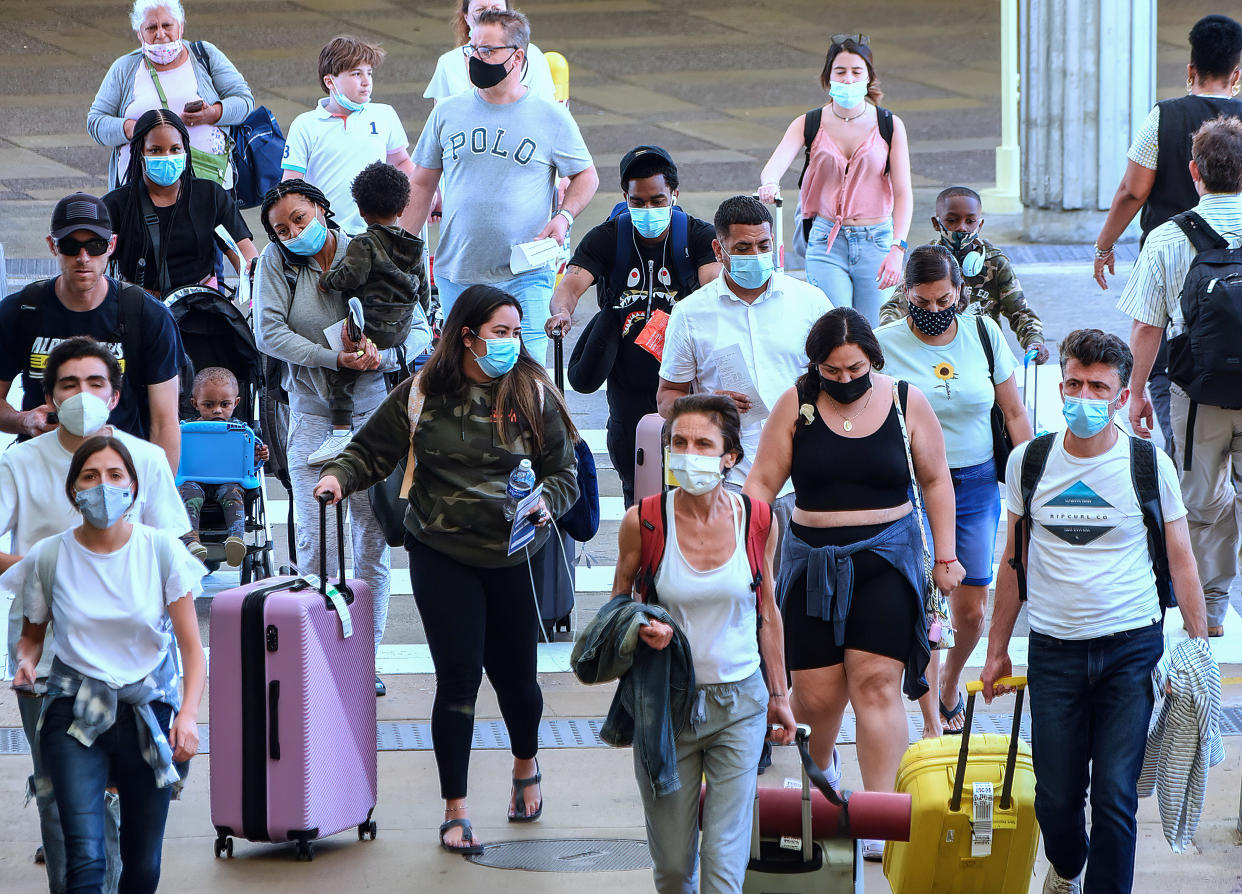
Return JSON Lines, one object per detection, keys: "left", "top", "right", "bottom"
{"left": 50, "top": 192, "right": 112, "bottom": 240}
{"left": 619, "top": 145, "right": 675, "bottom": 183}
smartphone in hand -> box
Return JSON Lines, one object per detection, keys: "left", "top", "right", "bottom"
{"left": 183, "top": 99, "right": 205, "bottom": 113}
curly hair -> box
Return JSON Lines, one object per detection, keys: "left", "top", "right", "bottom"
{"left": 1189, "top": 14, "right": 1242, "bottom": 79}
{"left": 351, "top": 161, "right": 410, "bottom": 221}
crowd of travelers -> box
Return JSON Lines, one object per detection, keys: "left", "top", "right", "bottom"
{"left": 1, "top": 2, "right": 1240, "bottom": 892}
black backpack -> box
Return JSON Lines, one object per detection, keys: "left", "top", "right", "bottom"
{"left": 1167, "top": 211, "right": 1242, "bottom": 469}
{"left": 1010, "top": 431, "right": 1175, "bottom": 615}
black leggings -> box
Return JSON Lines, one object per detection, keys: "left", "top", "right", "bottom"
{"left": 407, "top": 537, "right": 544, "bottom": 800}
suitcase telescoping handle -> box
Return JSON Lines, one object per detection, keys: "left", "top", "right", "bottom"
{"left": 950, "top": 676, "right": 1027, "bottom": 813}
{"left": 750, "top": 723, "right": 849, "bottom": 865}
{"left": 316, "top": 492, "right": 353, "bottom": 603}
{"left": 552, "top": 331, "right": 564, "bottom": 392}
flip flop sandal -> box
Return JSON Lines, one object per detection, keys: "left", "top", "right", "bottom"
{"left": 438, "top": 818, "right": 484, "bottom": 855}
{"left": 940, "top": 692, "right": 967, "bottom": 735}
{"left": 508, "top": 758, "right": 543, "bottom": 822}
{"left": 1208, "top": 626, "right": 1224, "bottom": 637}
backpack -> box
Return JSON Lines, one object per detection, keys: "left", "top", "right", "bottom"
{"left": 15, "top": 279, "right": 194, "bottom": 431}
{"left": 792, "top": 106, "right": 895, "bottom": 256}
{"left": 188, "top": 40, "right": 285, "bottom": 210}
{"left": 1010, "top": 431, "right": 1175, "bottom": 615}
{"left": 635, "top": 492, "right": 771, "bottom": 618}
{"left": 1167, "top": 211, "right": 1242, "bottom": 471}
{"left": 605, "top": 202, "right": 697, "bottom": 297}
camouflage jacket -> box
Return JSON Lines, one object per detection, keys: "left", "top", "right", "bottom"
{"left": 879, "top": 237, "right": 1044, "bottom": 350}
{"left": 324, "top": 376, "right": 578, "bottom": 568}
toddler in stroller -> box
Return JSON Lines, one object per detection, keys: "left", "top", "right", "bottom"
{"left": 178, "top": 367, "right": 268, "bottom": 566}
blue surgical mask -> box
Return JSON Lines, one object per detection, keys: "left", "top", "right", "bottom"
{"left": 723, "top": 250, "right": 774, "bottom": 291}
{"left": 144, "top": 153, "right": 185, "bottom": 187}
{"left": 1062, "top": 395, "right": 1117, "bottom": 438}
{"left": 331, "top": 84, "right": 367, "bottom": 113}
{"left": 829, "top": 79, "right": 868, "bottom": 109}
{"left": 470, "top": 334, "right": 521, "bottom": 378}
{"left": 282, "top": 217, "right": 329, "bottom": 256}
{"left": 629, "top": 204, "right": 673, "bottom": 239}
{"left": 74, "top": 482, "right": 134, "bottom": 530}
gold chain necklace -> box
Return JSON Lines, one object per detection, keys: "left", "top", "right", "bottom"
{"left": 828, "top": 387, "right": 873, "bottom": 431}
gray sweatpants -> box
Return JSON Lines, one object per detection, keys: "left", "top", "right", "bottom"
{"left": 288, "top": 409, "right": 392, "bottom": 649}
{"left": 635, "top": 669, "right": 768, "bottom": 894}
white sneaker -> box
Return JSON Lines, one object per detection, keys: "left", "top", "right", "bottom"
{"left": 307, "top": 431, "right": 352, "bottom": 467}
{"left": 825, "top": 746, "right": 842, "bottom": 791}
{"left": 860, "top": 839, "right": 884, "bottom": 862}
{"left": 1042, "top": 865, "right": 1082, "bottom": 894}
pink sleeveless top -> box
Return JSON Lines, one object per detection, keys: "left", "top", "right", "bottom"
{"left": 799, "top": 118, "right": 894, "bottom": 251}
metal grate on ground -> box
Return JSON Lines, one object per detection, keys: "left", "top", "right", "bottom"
{"left": 4, "top": 709, "right": 1242, "bottom": 756}
{"left": 467, "top": 838, "right": 652, "bottom": 872}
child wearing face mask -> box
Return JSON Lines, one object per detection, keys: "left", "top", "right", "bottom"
{"left": 879, "top": 186, "right": 1049, "bottom": 364}
{"left": 177, "top": 367, "right": 268, "bottom": 566}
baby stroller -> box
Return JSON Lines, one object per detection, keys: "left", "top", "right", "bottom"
{"left": 167, "top": 285, "right": 289, "bottom": 583}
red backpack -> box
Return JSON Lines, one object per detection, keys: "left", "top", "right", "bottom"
{"left": 635, "top": 492, "right": 772, "bottom": 615}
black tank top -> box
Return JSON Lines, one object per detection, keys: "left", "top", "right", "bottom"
{"left": 790, "top": 380, "right": 912, "bottom": 512}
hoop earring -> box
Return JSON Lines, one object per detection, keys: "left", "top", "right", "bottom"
{"left": 1186, "top": 78, "right": 1194, "bottom": 94}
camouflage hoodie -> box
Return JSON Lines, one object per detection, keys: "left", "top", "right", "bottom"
{"left": 878, "top": 236, "right": 1044, "bottom": 350}
{"left": 323, "top": 375, "right": 578, "bottom": 568}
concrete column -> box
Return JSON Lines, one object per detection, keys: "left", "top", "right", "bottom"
{"left": 1019, "top": 0, "right": 1156, "bottom": 240}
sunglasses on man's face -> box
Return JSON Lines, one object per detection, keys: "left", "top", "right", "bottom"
{"left": 56, "top": 236, "right": 110, "bottom": 257}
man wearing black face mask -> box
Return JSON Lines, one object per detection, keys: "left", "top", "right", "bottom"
{"left": 405, "top": 8, "right": 599, "bottom": 365}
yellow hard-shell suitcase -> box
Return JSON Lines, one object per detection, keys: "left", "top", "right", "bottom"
{"left": 883, "top": 677, "right": 1040, "bottom": 894}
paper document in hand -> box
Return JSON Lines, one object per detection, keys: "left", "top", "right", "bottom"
{"left": 507, "top": 484, "right": 545, "bottom": 556}
{"left": 713, "top": 343, "right": 769, "bottom": 417}
{"left": 510, "top": 238, "right": 561, "bottom": 274}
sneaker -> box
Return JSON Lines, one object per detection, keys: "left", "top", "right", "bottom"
{"left": 825, "top": 746, "right": 842, "bottom": 791}
{"left": 224, "top": 535, "right": 247, "bottom": 568}
{"left": 187, "top": 541, "right": 208, "bottom": 563}
{"left": 860, "top": 839, "right": 884, "bottom": 862}
{"left": 1042, "top": 865, "right": 1082, "bottom": 894}
{"left": 308, "top": 431, "right": 352, "bottom": 467}
{"left": 375, "top": 675, "right": 386, "bottom": 697}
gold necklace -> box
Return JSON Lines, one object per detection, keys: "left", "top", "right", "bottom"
{"left": 828, "top": 386, "right": 873, "bottom": 431}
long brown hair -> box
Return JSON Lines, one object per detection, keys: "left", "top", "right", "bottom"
{"left": 65, "top": 436, "right": 140, "bottom": 506}
{"left": 819, "top": 36, "right": 884, "bottom": 106}
{"left": 420, "top": 284, "right": 578, "bottom": 454}
{"left": 451, "top": 0, "right": 510, "bottom": 46}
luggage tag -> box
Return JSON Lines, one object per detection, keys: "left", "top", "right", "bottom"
{"left": 304, "top": 574, "right": 354, "bottom": 639}
{"left": 779, "top": 836, "right": 802, "bottom": 851}
{"left": 971, "top": 781, "right": 993, "bottom": 857}
{"left": 635, "top": 308, "right": 670, "bottom": 361}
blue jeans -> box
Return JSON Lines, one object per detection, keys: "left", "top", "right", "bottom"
{"left": 438, "top": 269, "right": 557, "bottom": 367}
{"left": 804, "top": 215, "right": 894, "bottom": 325}
{"left": 41, "top": 698, "right": 173, "bottom": 894}
{"left": 1027, "top": 622, "right": 1163, "bottom": 894}
{"left": 950, "top": 460, "right": 1002, "bottom": 586}
{"left": 635, "top": 670, "right": 768, "bottom": 894}
{"left": 18, "top": 692, "right": 121, "bottom": 894}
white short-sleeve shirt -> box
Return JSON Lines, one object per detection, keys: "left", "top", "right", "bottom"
{"left": 281, "top": 100, "right": 410, "bottom": 234}
{"left": 423, "top": 43, "right": 557, "bottom": 103}
{"left": 659, "top": 271, "right": 832, "bottom": 490}
{"left": 1005, "top": 430, "right": 1186, "bottom": 640}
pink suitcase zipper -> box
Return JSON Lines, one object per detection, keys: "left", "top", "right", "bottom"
{"left": 209, "top": 497, "right": 377, "bottom": 861}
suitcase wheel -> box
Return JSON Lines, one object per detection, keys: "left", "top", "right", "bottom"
{"left": 213, "top": 836, "right": 233, "bottom": 859}
{"left": 358, "top": 820, "right": 378, "bottom": 841}
{"left": 295, "top": 841, "right": 314, "bottom": 862}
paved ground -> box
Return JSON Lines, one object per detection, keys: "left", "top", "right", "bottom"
{"left": 3, "top": 1, "right": 1242, "bottom": 891}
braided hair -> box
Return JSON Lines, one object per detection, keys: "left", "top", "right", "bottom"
{"left": 259, "top": 179, "right": 338, "bottom": 266}
{"left": 114, "top": 109, "right": 196, "bottom": 289}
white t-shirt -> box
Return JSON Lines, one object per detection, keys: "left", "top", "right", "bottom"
{"left": 3, "top": 524, "right": 204, "bottom": 687}
{"left": 659, "top": 271, "right": 832, "bottom": 492}
{"left": 1005, "top": 430, "right": 1186, "bottom": 640}
{"left": 2, "top": 428, "right": 190, "bottom": 675}
{"left": 876, "top": 314, "right": 1016, "bottom": 469}
{"left": 423, "top": 43, "right": 557, "bottom": 103}
{"left": 281, "top": 100, "right": 410, "bottom": 234}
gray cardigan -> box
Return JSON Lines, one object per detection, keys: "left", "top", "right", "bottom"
{"left": 88, "top": 41, "right": 255, "bottom": 189}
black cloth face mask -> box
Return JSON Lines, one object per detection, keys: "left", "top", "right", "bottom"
{"left": 908, "top": 302, "right": 956, "bottom": 337}
{"left": 819, "top": 370, "right": 872, "bottom": 404}
{"left": 469, "top": 53, "right": 512, "bottom": 89}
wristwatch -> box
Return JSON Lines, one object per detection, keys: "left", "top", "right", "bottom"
{"left": 892, "top": 239, "right": 909, "bottom": 252}
{"left": 555, "top": 208, "right": 575, "bottom": 228}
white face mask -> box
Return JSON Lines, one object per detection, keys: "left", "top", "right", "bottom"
{"left": 667, "top": 451, "right": 727, "bottom": 495}
{"left": 56, "top": 391, "right": 112, "bottom": 437}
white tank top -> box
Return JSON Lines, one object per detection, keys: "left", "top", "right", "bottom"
{"left": 653, "top": 489, "right": 760, "bottom": 685}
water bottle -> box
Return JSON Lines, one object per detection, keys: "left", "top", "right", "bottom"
{"left": 503, "top": 459, "right": 536, "bottom": 521}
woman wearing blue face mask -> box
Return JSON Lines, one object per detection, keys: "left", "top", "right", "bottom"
{"left": 757, "top": 35, "right": 914, "bottom": 324}
{"left": 253, "top": 179, "right": 432, "bottom": 696}
{"left": 103, "top": 108, "right": 256, "bottom": 297}
{"left": 313, "top": 285, "right": 579, "bottom": 854}
{"left": 6, "top": 436, "right": 206, "bottom": 894}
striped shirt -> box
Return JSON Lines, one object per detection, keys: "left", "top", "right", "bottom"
{"left": 1138, "top": 637, "right": 1223, "bottom": 853}
{"left": 1114, "top": 192, "right": 1242, "bottom": 334}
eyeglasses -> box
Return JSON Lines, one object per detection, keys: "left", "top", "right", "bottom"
{"left": 463, "top": 43, "right": 518, "bottom": 62}
{"left": 831, "top": 33, "right": 870, "bottom": 47}
{"left": 56, "top": 236, "right": 110, "bottom": 257}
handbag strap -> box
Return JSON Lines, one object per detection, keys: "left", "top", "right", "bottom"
{"left": 137, "top": 185, "right": 173, "bottom": 295}
{"left": 398, "top": 372, "right": 426, "bottom": 495}
{"left": 143, "top": 55, "right": 172, "bottom": 111}
{"left": 975, "top": 315, "right": 996, "bottom": 383}
{"left": 891, "top": 380, "right": 932, "bottom": 561}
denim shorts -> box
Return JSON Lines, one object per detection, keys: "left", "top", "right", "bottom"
{"left": 951, "top": 460, "right": 1002, "bottom": 586}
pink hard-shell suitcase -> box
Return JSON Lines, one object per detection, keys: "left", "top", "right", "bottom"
{"left": 633, "top": 412, "right": 669, "bottom": 503}
{"left": 209, "top": 496, "right": 377, "bottom": 861}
